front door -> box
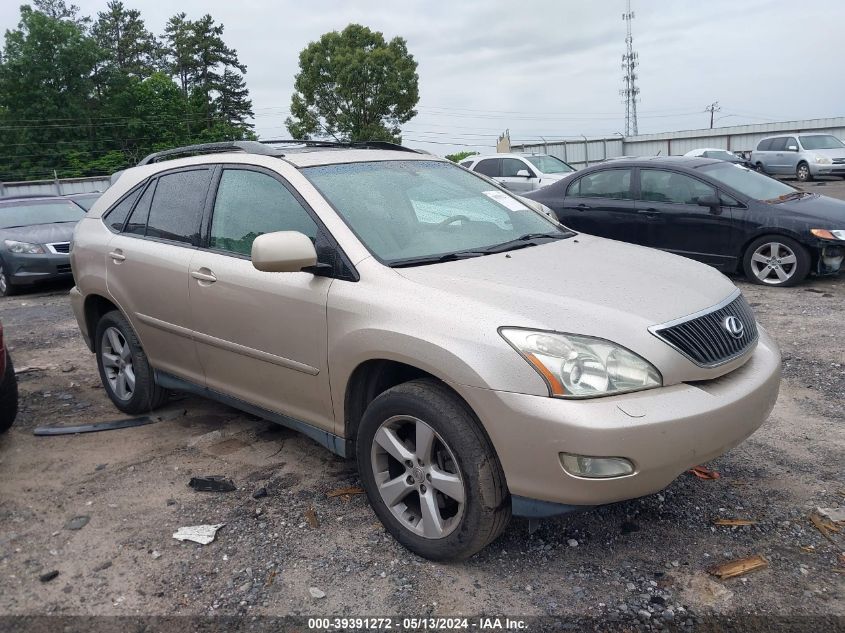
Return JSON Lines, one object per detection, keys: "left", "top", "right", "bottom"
{"left": 498, "top": 158, "right": 535, "bottom": 193}
{"left": 636, "top": 168, "right": 739, "bottom": 270}
{"left": 188, "top": 166, "right": 334, "bottom": 430}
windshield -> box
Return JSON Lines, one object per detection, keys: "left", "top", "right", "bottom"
{"left": 0, "top": 200, "right": 86, "bottom": 229}
{"left": 799, "top": 135, "right": 845, "bottom": 150}
{"left": 699, "top": 163, "right": 796, "bottom": 201}
{"left": 303, "top": 160, "right": 568, "bottom": 265}
{"left": 524, "top": 155, "right": 574, "bottom": 174}
{"left": 69, "top": 194, "right": 100, "bottom": 211}
{"left": 703, "top": 150, "right": 740, "bottom": 161}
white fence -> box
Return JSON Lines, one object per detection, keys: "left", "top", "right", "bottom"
{"left": 512, "top": 117, "right": 845, "bottom": 167}
{"left": 0, "top": 175, "right": 110, "bottom": 198}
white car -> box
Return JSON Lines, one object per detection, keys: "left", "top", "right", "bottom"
{"left": 461, "top": 153, "right": 576, "bottom": 193}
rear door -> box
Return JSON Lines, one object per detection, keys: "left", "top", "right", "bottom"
{"left": 635, "top": 168, "right": 739, "bottom": 269}
{"left": 105, "top": 168, "right": 211, "bottom": 384}
{"left": 555, "top": 168, "right": 646, "bottom": 244}
{"left": 498, "top": 158, "right": 535, "bottom": 193}
{"left": 767, "top": 137, "right": 789, "bottom": 173}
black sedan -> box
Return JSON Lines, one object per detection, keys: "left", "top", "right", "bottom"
{"left": 525, "top": 157, "right": 845, "bottom": 287}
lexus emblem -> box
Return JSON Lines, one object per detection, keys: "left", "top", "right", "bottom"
{"left": 723, "top": 316, "right": 745, "bottom": 339}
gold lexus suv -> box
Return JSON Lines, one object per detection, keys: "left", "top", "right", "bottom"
{"left": 70, "top": 141, "right": 782, "bottom": 560}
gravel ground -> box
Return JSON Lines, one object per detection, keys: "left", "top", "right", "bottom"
{"left": 0, "top": 194, "right": 843, "bottom": 631}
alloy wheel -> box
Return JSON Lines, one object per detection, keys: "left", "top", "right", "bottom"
{"left": 101, "top": 326, "right": 135, "bottom": 400}
{"left": 749, "top": 241, "right": 798, "bottom": 285}
{"left": 797, "top": 164, "right": 810, "bottom": 181}
{"left": 370, "top": 415, "right": 466, "bottom": 539}
{"left": 0, "top": 267, "right": 7, "bottom": 295}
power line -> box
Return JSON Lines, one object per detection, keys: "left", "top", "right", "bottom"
{"left": 704, "top": 101, "right": 721, "bottom": 128}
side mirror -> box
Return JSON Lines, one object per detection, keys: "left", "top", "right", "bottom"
{"left": 787, "top": 145, "right": 798, "bottom": 152}
{"left": 516, "top": 169, "right": 532, "bottom": 178}
{"left": 251, "top": 231, "right": 317, "bottom": 273}
{"left": 695, "top": 194, "right": 721, "bottom": 208}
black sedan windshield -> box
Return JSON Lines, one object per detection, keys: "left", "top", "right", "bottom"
{"left": 698, "top": 163, "right": 796, "bottom": 201}
{"left": 0, "top": 199, "right": 86, "bottom": 229}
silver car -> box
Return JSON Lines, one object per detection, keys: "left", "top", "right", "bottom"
{"left": 462, "top": 153, "right": 575, "bottom": 192}
{"left": 750, "top": 133, "right": 845, "bottom": 181}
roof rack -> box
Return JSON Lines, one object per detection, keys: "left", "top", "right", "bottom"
{"left": 137, "top": 138, "right": 419, "bottom": 166}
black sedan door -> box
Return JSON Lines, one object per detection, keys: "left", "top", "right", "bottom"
{"left": 635, "top": 168, "right": 741, "bottom": 270}
{"left": 552, "top": 168, "right": 648, "bottom": 245}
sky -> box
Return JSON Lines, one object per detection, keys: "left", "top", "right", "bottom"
{"left": 2, "top": 0, "right": 844, "bottom": 156}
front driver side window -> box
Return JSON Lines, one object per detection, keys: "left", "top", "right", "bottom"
{"left": 641, "top": 170, "right": 715, "bottom": 204}
{"left": 210, "top": 169, "right": 319, "bottom": 257}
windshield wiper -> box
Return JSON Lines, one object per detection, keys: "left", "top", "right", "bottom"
{"left": 765, "top": 191, "right": 812, "bottom": 203}
{"left": 475, "top": 232, "right": 567, "bottom": 254}
{"left": 390, "top": 250, "right": 487, "bottom": 268}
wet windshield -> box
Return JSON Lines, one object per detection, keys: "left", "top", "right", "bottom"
{"left": 0, "top": 200, "right": 86, "bottom": 228}
{"left": 799, "top": 135, "right": 845, "bottom": 150}
{"left": 525, "top": 155, "right": 575, "bottom": 174}
{"left": 303, "top": 160, "right": 569, "bottom": 266}
{"left": 698, "top": 163, "right": 797, "bottom": 202}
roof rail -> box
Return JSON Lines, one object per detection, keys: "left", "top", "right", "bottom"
{"left": 137, "top": 138, "right": 419, "bottom": 166}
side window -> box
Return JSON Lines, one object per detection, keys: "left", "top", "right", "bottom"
{"left": 785, "top": 137, "right": 799, "bottom": 150}
{"left": 577, "top": 169, "right": 632, "bottom": 199}
{"left": 210, "top": 169, "right": 319, "bottom": 257}
{"left": 566, "top": 178, "right": 581, "bottom": 197}
{"left": 124, "top": 180, "right": 156, "bottom": 236}
{"left": 756, "top": 139, "right": 772, "bottom": 151}
{"left": 104, "top": 187, "right": 141, "bottom": 232}
{"left": 768, "top": 137, "right": 787, "bottom": 152}
{"left": 501, "top": 158, "right": 530, "bottom": 177}
{"left": 459, "top": 160, "right": 473, "bottom": 168}
{"left": 474, "top": 159, "right": 500, "bottom": 178}
{"left": 145, "top": 169, "right": 211, "bottom": 244}
{"left": 641, "top": 170, "right": 715, "bottom": 204}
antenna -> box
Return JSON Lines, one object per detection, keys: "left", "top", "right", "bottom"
{"left": 620, "top": 0, "right": 640, "bottom": 136}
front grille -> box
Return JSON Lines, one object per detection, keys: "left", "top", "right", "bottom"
{"left": 649, "top": 293, "right": 758, "bottom": 367}
{"left": 56, "top": 264, "right": 72, "bottom": 274}
{"left": 48, "top": 242, "right": 70, "bottom": 253}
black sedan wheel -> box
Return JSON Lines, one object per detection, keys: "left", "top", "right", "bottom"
{"left": 0, "top": 263, "right": 17, "bottom": 297}
{"left": 742, "top": 236, "right": 810, "bottom": 287}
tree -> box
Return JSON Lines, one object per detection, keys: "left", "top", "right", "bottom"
{"left": 445, "top": 151, "right": 478, "bottom": 163}
{"left": 285, "top": 24, "right": 419, "bottom": 142}
{"left": 163, "top": 12, "right": 193, "bottom": 96}
{"left": 92, "top": 1, "right": 161, "bottom": 79}
{"left": 212, "top": 68, "right": 254, "bottom": 137}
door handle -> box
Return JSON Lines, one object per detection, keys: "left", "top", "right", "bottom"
{"left": 191, "top": 269, "right": 217, "bottom": 283}
{"left": 108, "top": 250, "right": 125, "bottom": 262}
{"left": 637, "top": 208, "right": 661, "bottom": 217}
{"left": 575, "top": 203, "right": 591, "bottom": 211}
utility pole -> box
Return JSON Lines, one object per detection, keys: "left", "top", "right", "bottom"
{"left": 620, "top": 0, "right": 640, "bottom": 136}
{"left": 705, "top": 101, "right": 721, "bottom": 128}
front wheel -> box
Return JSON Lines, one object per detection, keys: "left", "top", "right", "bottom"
{"left": 356, "top": 379, "right": 511, "bottom": 560}
{"left": 796, "top": 162, "right": 813, "bottom": 182}
{"left": 742, "top": 235, "right": 810, "bottom": 287}
{"left": 95, "top": 310, "right": 168, "bottom": 414}
{"left": 0, "top": 262, "right": 17, "bottom": 297}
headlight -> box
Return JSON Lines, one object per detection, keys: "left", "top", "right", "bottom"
{"left": 4, "top": 240, "right": 45, "bottom": 254}
{"left": 814, "top": 155, "right": 832, "bottom": 164}
{"left": 500, "top": 328, "right": 662, "bottom": 398}
{"left": 811, "top": 229, "right": 845, "bottom": 240}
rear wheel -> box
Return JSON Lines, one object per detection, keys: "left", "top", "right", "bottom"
{"left": 796, "top": 162, "right": 813, "bottom": 182}
{"left": 755, "top": 162, "right": 766, "bottom": 174}
{"left": 356, "top": 379, "right": 510, "bottom": 560}
{"left": 95, "top": 310, "right": 168, "bottom": 414}
{"left": 742, "top": 235, "right": 810, "bottom": 287}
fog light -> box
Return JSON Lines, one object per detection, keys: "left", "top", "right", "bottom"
{"left": 560, "top": 453, "right": 635, "bottom": 479}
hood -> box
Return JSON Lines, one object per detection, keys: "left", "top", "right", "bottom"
{"left": 776, "top": 193, "right": 845, "bottom": 225}
{"left": 810, "top": 148, "right": 845, "bottom": 159}
{"left": 395, "top": 233, "right": 742, "bottom": 382}
{"left": 0, "top": 222, "right": 77, "bottom": 246}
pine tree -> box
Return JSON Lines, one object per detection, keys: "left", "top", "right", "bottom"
{"left": 92, "top": 1, "right": 161, "bottom": 79}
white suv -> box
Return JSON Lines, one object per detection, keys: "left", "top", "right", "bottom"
{"left": 462, "top": 153, "right": 575, "bottom": 192}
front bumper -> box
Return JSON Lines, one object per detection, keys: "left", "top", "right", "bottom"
{"left": 3, "top": 251, "right": 72, "bottom": 286}
{"left": 455, "top": 328, "right": 781, "bottom": 512}
{"left": 810, "top": 162, "right": 845, "bottom": 176}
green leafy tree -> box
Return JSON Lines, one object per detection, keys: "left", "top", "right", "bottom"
{"left": 285, "top": 24, "right": 419, "bottom": 142}
{"left": 445, "top": 151, "right": 478, "bottom": 163}
{"left": 212, "top": 67, "right": 254, "bottom": 138}
{"left": 163, "top": 12, "right": 193, "bottom": 95}
{"left": 92, "top": 1, "right": 161, "bottom": 79}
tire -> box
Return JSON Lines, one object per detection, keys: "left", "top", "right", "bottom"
{"left": 0, "top": 351, "right": 19, "bottom": 433}
{"left": 356, "top": 378, "right": 511, "bottom": 561}
{"left": 742, "top": 235, "right": 811, "bottom": 287}
{"left": 94, "top": 310, "right": 168, "bottom": 414}
{"left": 0, "top": 261, "right": 18, "bottom": 297}
{"left": 755, "top": 163, "right": 766, "bottom": 174}
{"left": 796, "top": 162, "right": 813, "bottom": 182}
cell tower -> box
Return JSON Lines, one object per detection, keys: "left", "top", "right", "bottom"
{"left": 620, "top": 0, "right": 639, "bottom": 136}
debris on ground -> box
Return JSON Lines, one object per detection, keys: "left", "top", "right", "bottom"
{"left": 172, "top": 523, "right": 225, "bottom": 545}
{"left": 252, "top": 487, "right": 268, "bottom": 499}
{"left": 64, "top": 515, "right": 90, "bottom": 530}
{"left": 188, "top": 476, "right": 236, "bottom": 493}
{"left": 713, "top": 518, "right": 757, "bottom": 526}
{"left": 15, "top": 365, "right": 54, "bottom": 375}
{"left": 309, "top": 587, "right": 326, "bottom": 599}
{"left": 707, "top": 555, "right": 769, "bottom": 580}
{"left": 326, "top": 486, "right": 365, "bottom": 498}
{"left": 689, "top": 465, "right": 720, "bottom": 480}
{"left": 305, "top": 506, "right": 319, "bottom": 529}
{"left": 34, "top": 417, "right": 154, "bottom": 436}
{"left": 816, "top": 506, "right": 845, "bottom": 523}
{"left": 265, "top": 569, "right": 277, "bottom": 587}
{"left": 151, "top": 550, "right": 161, "bottom": 559}
{"left": 809, "top": 510, "right": 841, "bottom": 543}
{"left": 39, "top": 570, "right": 59, "bottom": 583}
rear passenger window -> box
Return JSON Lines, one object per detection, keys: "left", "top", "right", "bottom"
{"left": 570, "top": 169, "right": 632, "bottom": 199}
{"left": 104, "top": 187, "right": 141, "bottom": 232}
{"left": 209, "top": 169, "right": 319, "bottom": 257}
{"left": 124, "top": 181, "right": 156, "bottom": 236}
{"left": 145, "top": 169, "right": 211, "bottom": 244}
{"left": 474, "top": 159, "right": 500, "bottom": 178}
{"left": 756, "top": 139, "right": 772, "bottom": 151}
